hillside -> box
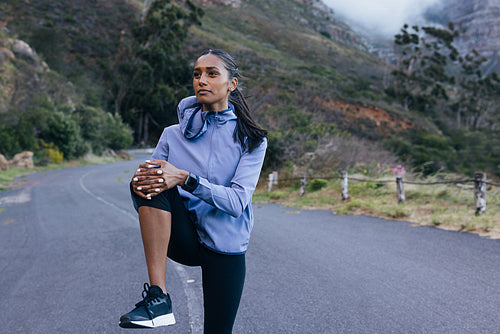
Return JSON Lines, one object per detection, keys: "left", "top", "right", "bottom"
{"left": 182, "top": 0, "right": 440, "bottom": 170}
{"left": 0, "top": 0, "right": 138, "bottom": 105}
{"left": 0, "top": 0, "right": 498, "bottom": 177}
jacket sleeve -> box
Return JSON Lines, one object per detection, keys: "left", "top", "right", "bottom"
{"left": 151, "top": 128, "right": 169, "bottom": 161}
{"left": 191, "top": 138, "right": 267, "bottom": 218}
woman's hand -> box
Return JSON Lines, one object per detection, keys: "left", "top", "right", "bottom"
{"left": 132, "top": 160, "right": 189, "bottom": 199}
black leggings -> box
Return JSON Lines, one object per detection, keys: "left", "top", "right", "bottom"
{"left": 131, "top": 186, "right": 245, "bottom": 334}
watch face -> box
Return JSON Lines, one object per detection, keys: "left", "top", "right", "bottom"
{"left": 185, "top": 173, "right": 198, "bottom": 190}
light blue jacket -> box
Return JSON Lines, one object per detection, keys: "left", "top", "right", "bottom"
{"left": 151, "top": 96, "right": 267, "bottom": 254}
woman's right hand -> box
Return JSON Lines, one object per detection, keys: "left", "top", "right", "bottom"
{"left": 131, "top": 161, "right": 168, "bottom": 200}
{"left": 131, "top": 160, "right": 189, "bottom": 199}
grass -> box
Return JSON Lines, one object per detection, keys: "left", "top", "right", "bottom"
{"left": 0, "top": 155, "right": 125, "bottom": 191}
{"left": 253, "top": 173, "right": 500, "bottom": 239}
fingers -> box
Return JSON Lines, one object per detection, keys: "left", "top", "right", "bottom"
{"left": 132, "top": 176, "right": 166, "bottom": 200}
{"left": 132, "top": 160, "right": 169, "bottom": 199}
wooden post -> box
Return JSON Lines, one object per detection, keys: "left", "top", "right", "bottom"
{"left": 474, "top": 172, "right": 486, "bottom": 215}
{"left": 341, "top": 171, "right": 348, "bottom": 201}
{"left": 272, "top": 171, "right": 278, "bottom": 185}
{"left": 268, "top": 173, "right": 274, "bottom": 192}
{"left": 300, "top": 172, "right": 306, "bottom": 196}
{"left": 396, "top": 176, "right": 405, "bottom": 204}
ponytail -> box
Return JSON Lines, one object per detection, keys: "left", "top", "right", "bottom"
{"left": 200, "top": 49, "right": 267, "bottom": 153}
{"left": 229, "top": 88, "right": 268, "bottom": 153}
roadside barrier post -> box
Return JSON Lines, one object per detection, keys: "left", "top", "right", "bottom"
{"left": 268, "top": 171, "right": 278, "bottom": 192}
{"left": 396, "top": 176, "right": 405, "bottom": 203}
{"left": 300, "top": 173, "right": 306, "bottom": 197}
{"left": 341, "top": 171, "right": 348, "bottom": 201}
{"left": 268, "top": 173, "right": 274, "bottom": 192}
{"left": 474, "top": 172, "right": 486, "bottom": 215}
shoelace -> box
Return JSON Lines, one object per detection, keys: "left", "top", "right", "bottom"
{"left": 135, "top": 283, "right": 162, "bottom": 320}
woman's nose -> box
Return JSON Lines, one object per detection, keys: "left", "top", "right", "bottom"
{"left": 198, "top": 73, "right": 208, "bottom": 85}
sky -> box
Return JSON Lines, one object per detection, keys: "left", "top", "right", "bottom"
{"left": 323, "top": 0, "right": 442, "bottom": 36}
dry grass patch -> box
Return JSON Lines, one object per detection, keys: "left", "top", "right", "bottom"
{"left": 254, "top": 173, "right": 500, "bottom": 238}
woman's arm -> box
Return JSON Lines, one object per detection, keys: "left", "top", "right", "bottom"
{"left": 191, "top": 139, "right": 267, "bottom": 217}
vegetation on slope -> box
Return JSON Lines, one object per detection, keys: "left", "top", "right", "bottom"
{"left": 0, "top": 0, "right": 498, "bottom": 180}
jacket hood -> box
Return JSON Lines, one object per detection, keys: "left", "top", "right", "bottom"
{"left": 178, "top": 96, "right": 237, "bottom": 140}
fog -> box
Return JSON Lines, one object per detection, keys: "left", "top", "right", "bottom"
{"left": 323, "top": 0, "right": 442, "bottom": 36}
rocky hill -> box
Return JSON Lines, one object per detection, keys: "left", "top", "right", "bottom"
{"left": 1, "top": 0, "right": 498, "bottom": 176}
{"left": 425, "top": 0, "right": 500, "bottom": 74}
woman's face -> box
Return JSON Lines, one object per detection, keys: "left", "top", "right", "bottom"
{"left": 193, "top": 53, "right": 237, "bottom": 112}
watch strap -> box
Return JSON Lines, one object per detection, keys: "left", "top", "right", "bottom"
{"left": 182, "top": 173, "right": 199, "bottom": 192}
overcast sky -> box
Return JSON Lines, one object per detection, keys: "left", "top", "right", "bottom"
{"left": 323, "top": 0, "right": 442, "bottom": 36}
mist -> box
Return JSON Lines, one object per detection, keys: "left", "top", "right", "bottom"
{"left": 323, "top": 0, "right": 442, "bottom": 36}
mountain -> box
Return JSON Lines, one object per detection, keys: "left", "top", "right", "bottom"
{"left": 424, "top": 0, "right": 500, "bottom": 74}
{"left": 1, "top": 0, "right": 498, "bottom": 176}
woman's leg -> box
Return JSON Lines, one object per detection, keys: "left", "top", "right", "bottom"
{"left": 120, "top": 186, "right": 200, "bottom": 328}
{"left": 138, "top": 206, "right": 172, "bottom": 293}
{"left": 132, "top": 184, "right": 201, "bottom": 289}
{"left": 200, "top": 247, "right": 246, "bottom": 334}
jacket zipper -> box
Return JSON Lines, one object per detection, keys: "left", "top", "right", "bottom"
{"left": 207, "top": 111, "right": 219, "bottom": 181}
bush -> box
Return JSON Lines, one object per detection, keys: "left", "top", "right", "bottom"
{"left": 34, "top": 140, "right": 64, "bottom": 164}
{"left": 76, "top": 106, "right": 133, "bottom": 154}
{"left": 307, "top": 178, "right": 328, "bottom": 192}
{"left": 41, "top": 111, "right": 84, "bottom": 159}
{"left": 105, "top": 113, "right": 133, "bottom": 151}
{"left": 76, "top": 105, "right": 107, "bottom": 154}
{"left": 0, "top": 117, "right": 36, "bottom": 158}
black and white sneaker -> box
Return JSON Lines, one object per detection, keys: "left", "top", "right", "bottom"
{"left": 119, "top": 283, "right": 176, "bottom": 328}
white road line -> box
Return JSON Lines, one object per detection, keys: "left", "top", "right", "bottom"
{"left": 79, "top": 168, "right": 203, "bottom": 333}
{"left": 172, "top": 261, "right": 204, "bottom": 334}
{"left": 79, "top": 170, "right": 137, "bottom": 222}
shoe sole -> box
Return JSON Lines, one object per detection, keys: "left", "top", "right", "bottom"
{"left": 119, "top": 313, "right": 176, "bottom": 328}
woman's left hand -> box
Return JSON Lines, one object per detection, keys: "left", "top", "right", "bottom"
{"left": 132, "top": 160, "right": 188, "bottom": 199}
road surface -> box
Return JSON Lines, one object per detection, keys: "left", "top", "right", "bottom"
{"left": 1, "top": 155, "right": 499, "bottom": 333}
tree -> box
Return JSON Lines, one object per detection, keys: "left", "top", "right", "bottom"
{"left": 110, "top": 0, "right": 203, "bottom": 145}
{"left": 388, "top": 22, "right": 500, "bottom": 175}
{"left": 390, "top": 22, "right": 499, "bottom": 130}
{"left": 390, "top": 22, "right": 461, "bottom": 114}
{"left": 454, "top": 50, "right": 500, "bottom": 130}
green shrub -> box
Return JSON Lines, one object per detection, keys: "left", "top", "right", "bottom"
{"left": 307, "top": 178, "right": 328, "bottom": 192}
{"left": 41, "top": 111, "right": 84, "bottom": 159}
{"left": 75, "top": 106, "right": 133, "bottom": 154}
{"left": 0, "top": 117, "right": 36, "bottom": 158}
{"left": 105, "top": 113, "right": 133, "bottom": 151}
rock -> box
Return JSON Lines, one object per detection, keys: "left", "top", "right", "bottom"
{"left": 11, "top": 39, "right": 37, "bottom": 60}
{"left": 195, "top": 0, "right": 241, "bottom": 8}
{"left": 0, "top": 153, "right": 8, "bottom": 171}
{"left": 104, "top": 148, "right": 116, "bottom": 157}
{"left": 117, "top": 149, "right": 131, "bottom": 160}
{"left": 9, "top": 39, "right": 45, "bottom": 71}
{"left": 8, "top": 151, "right": 34, "bottom": 169}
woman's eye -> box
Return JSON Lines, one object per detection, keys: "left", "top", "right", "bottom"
{"left": 209, "top": 71, "right": 218, "bottom": 76}
{"left": 193, "top": 72, "right": 200, "bottom": 78}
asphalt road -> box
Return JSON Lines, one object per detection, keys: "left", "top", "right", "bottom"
{"left": 0, "top": 155, "right": 499, "bottom": 334}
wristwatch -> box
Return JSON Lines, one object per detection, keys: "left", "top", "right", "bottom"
{"left": 182, "top": 172, "right": 199, "bottom": 192}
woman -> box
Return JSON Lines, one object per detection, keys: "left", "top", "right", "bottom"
{"left": 119, "top": 49, "right": 268, "bottom": 333}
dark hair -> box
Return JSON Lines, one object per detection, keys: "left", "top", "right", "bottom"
{"left": 199, "top": 49, "right": 267, "bottom": 153}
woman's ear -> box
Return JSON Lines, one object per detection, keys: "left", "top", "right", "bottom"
{"left": 229, "top": 77, "right": 238, "bottom": 92}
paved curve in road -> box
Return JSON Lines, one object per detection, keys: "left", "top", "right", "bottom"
{"left": 0, "top": 155, "right": 499, "bottom": 333}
